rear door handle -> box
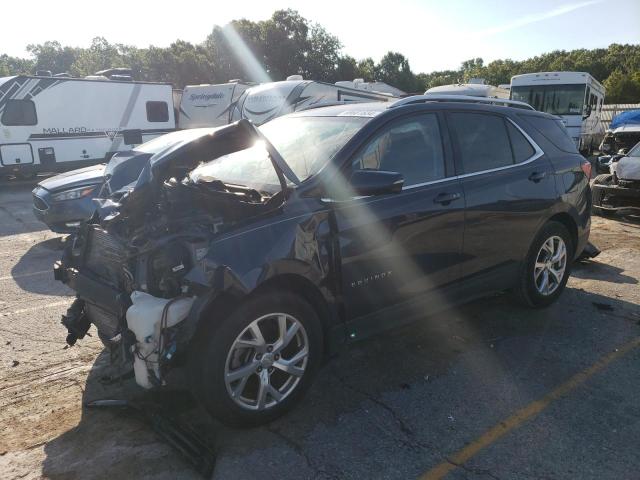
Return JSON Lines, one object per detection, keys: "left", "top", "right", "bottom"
{"left": 528, "top": 171, "right": 546, "bottom": 183}
{"left": 433, "top": 192, "right": 461, "bottom": 205}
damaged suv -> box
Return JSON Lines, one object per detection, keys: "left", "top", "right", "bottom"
{"left": 56, "top": 99, "right": 591, "bottom": 426}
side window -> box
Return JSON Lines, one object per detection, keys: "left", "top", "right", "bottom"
{"left": 506, "top": 121, "right": 535, "bottom": 163}
{"left": 351, "top": 114, "right": 445, "bottom": 186}
{"left": 1, "top": 99, "right": 37, "bottom": 126}
{"left": 146, "top": 101, "right": 169, "bottom": 122}
{"left": 448, "top": 112, "right": 513, "bottom": 174}
{"left": 520, "top": 114, "right": 578, "bottom": 153}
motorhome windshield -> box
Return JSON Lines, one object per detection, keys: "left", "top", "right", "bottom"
{"left": 510, "top": 84, "right": 586, "bottom": 116}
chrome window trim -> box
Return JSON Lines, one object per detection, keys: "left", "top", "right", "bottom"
{"left": 403, "top": 117, "right": 544, "bottom": 188}
{"left": 326, "top": 116, "right": 546, "bottom": 199}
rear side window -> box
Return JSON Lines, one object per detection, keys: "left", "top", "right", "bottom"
{"left": 1, "top": 99, "right": 37, "bottom": 126}
{"left": 146, "top": 101, "right": 169, "bottom": 122}
{"left": 506, "top": 121, "right": 535, "bottom": 163}
{"left": 351, "top": 113, "right": 445, "bottom": 186}
{"left": 448, "top": 112, "right": 513, "bottom": 174}
{"left": 520, "top": 115, "right": 578, "bottom": 153}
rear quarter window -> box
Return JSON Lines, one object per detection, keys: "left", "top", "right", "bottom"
{"left": 519, "top": 114, "right": 578, "bottom": 153}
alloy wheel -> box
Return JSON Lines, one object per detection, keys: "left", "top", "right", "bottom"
{"left": 534, "top": 236, "right": 567, "bottom": 296}
{"left": 224, "top": 313, "right": 309, "bottom": 411}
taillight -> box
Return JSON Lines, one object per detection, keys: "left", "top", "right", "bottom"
{"left": 581, "top": 160, "right": 592, "bottom": 180}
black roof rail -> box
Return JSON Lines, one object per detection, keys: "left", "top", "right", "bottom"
{"left": 389, "top": 94, "right": 535, "bottom": 111}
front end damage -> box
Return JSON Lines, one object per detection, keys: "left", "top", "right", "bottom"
{"left": 55, "top": 120, "right": 295, "bottom": 389}
{"left": 592, "top": 152, "right": 640, "bottom": 215}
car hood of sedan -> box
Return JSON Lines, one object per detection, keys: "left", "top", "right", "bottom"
{"left": 38, "top": 164, "right": 106, "bottom": 192}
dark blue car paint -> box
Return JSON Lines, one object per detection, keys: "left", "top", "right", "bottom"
{"left": 59, "top": 102, "right": 591, "bottom": 354}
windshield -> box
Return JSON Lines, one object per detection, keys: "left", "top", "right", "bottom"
{"left": 628, "top": 142, "right": 640, "bottom": 157}
{"left": 511, "top": 84, "right": 586, "bottom": 115}
{"left": 190, "top": 116, "right": 368, "bottom": 190}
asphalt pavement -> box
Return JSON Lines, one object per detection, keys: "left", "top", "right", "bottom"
{"left": 0, "top": 179, "right": 639, "bottom": 480}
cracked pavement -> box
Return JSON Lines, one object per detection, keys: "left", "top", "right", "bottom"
{"left": 0, "top": 179, "right": 639, "bottom": 480}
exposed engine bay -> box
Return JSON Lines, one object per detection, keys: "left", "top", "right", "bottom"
{"left": 56, "top": 120, "right": 290, "bottom": 389}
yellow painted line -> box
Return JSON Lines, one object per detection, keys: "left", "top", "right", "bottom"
{"left": 421, "top": 336, "right": 640, "bottom": 480}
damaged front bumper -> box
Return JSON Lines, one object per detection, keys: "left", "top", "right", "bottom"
{"left": 591, "top": 182, "right": 640, "bottom": 214}
{"left": 55, "top": 249, "right": 197, "bottom": 390}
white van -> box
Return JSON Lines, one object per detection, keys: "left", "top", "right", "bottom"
{"left": 510, "top": 72, "right": 605, "bottom": 155}
{"left": 0, "top": 74, "right": 175, "bottom": 176}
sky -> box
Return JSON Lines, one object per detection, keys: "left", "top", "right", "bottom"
{"left": 1, "top": 0, "right": 638, "bottom": 74}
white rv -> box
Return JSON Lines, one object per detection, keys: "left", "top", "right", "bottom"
{"left": 510, "top": 72, "right": 606, "bottom": 154}
{"left": 335, "top": 79, "right": 406, "bottom": 97}
{"left": 230, "top": 77, "right": 396, "bottom": 125}
{"left": 178, "top": 81, "right": 254, "bottom": 129}
{"left": 425, "top": 82, "right": 510, "bottom": 99}
{"left": 0, "top": 74, "right": 175, "bottom": 176}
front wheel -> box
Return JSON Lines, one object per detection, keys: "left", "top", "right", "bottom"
{"left": 191, "top": 292, "right": 323, "bottom": 427}
{"left": 513, "top": 221, "right": 573, "bottom": 308}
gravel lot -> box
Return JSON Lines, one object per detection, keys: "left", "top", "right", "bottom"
{"left": 1, "top": 178, "right": 639, "bottom": 480}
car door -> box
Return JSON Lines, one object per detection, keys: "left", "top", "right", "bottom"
{"left": 331, "top": 112, "right": 466, "bottom": 328}
{"left": 446, "top": 111, "right": 558, "bottom": 288}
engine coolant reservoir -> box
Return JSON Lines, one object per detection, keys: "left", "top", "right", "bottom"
{"left": 126, "top": 291, "right": 195, "bottom": 389}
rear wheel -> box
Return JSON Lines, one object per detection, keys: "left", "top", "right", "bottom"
{"left": 191, "top": 292, "right": 323, "bottom": 427}
{"left": 514, "top": 221, "right": 573, "bottom": 308}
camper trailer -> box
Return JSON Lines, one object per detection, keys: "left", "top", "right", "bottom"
{"left": 335, "top": 79, "right": 406, "bottom": 97}
{"left": 510, "top": 71, "right": 605, "bottom": 155}
{"left": 230, "top": 77, "right": 396, "bottom": 125}
{"left": 178, "top": 81, "right": 254, "bottom": 129}
{"left": 425, "top": 82, "right": 510, "bottom": 99}
{"left": 0, "top": 74, "right": 175, "bottom": 176}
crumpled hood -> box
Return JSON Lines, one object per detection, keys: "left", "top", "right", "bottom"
{"left": 38, "top": 164, "right": 105, "bottom": 192}
{"left": 96, "top": 120, "right": 299, "bottom": 220}
{"left": 121, "top": 120, "right": 298, "bottom": 202}
{"left": 614, "top": 156, "right": 640, "bottom": 181}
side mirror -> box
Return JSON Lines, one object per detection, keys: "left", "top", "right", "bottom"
{"left": 583, "top": 105, "right": 592, "bottom": 119}
{"left": 349, "top": 169, "right": 404, "bottom": 196}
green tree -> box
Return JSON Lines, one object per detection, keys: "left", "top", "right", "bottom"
{"left": 604, "top": 70, "right": 640, "bottom": 103}
{"left": 377, "top": 51, "right": 418, "bottom": 92}
{"left": 26, "top": 41, "right": 77, "bottom": 75}
{"left": 355, "top": 58, "right": 377, "bottom": 82}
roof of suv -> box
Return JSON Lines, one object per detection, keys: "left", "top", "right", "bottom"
{"left": 291, "top": 98, "right": 553, "bottom": 120}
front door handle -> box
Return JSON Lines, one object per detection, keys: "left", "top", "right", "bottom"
{"left": 433, "top": 192, "right": 461, "bottom": 205}
{"left": 528, "top": 171, "right": 546, "bottom": 183}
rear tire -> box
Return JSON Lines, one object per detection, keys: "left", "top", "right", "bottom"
{"left": 513, "top": 221, "right": 573, "bottom": 308}
{"left": 190, "top": 292, "right": 323, "bottom": 427}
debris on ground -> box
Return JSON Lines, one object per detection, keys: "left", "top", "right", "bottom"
{"left": 85, "top": 390, "right": 216, "bottom": 478}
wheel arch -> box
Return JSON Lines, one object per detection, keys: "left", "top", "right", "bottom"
{"left": 187, "top": 273, "right": 342, "bottom": 358}
{"left": 546, "top": 212, "right": 578, "bottom": 254}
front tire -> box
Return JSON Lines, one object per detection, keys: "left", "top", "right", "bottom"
{"left": 191, "top": 292, "right": 323, "bottom": 427}
{"left": 514, "top": 221, "right": 573, "bottom": 308}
